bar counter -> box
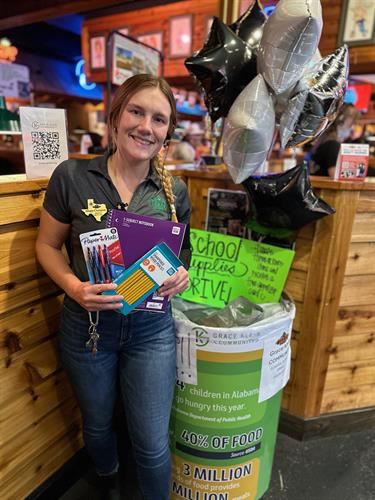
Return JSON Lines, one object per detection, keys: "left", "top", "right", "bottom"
{"left": 0, "top": 162, "right": 374, "bottom": 496}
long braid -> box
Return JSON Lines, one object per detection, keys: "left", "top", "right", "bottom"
{"left": 153, "top": 154, "right": 178, "bottom": 222}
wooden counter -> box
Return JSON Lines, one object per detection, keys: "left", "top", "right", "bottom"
{"left": 0, "top": 166, "right": 374, "bottom": 496}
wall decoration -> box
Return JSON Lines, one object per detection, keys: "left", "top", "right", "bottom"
{"left": 338, "top": 0, "right": 375, "bottom": 46}
{"left": 137, "top": 32, "right": 163, "bottom": 53}
{"left": 90, "top": 35, "right": 106, "bottom": 69}
{"left": 169, "top": 14, "right": 193, "bottom": 58}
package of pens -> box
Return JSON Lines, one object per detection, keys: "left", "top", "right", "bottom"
{"left": 79, "top": 228, "right": 125, "bottom": 284}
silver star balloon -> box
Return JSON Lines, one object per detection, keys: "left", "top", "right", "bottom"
{"left": 223, "top": 74, "right": 275, "bottom": 183}
{"left": 258, "top": 0, "right": 323, "bottom": 95}
{"left": 279, "top": 45, "right": 349, "bottom": 149}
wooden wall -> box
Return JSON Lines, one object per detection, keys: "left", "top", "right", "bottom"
{"left": 320, "top": 187, "right": 375, "bottom": 413}
{"left": 82, "top": 0, "right": 220, "bottom": 83}
{"left": 0, "top": 179, "right": 83, "bottom": 499}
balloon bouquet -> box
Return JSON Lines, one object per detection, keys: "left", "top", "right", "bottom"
{"left": 185, "top": 0, "right": 348, "bottom": 237}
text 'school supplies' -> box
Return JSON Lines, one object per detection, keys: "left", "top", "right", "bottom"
{"left": 106, "top": 209, "right": 186, "bottom": 312}
{"left": 103, "top": 242, "right": 183, "bottom": 316}
{"left": 79, "top": 228, "right": 125, "bottom": 284}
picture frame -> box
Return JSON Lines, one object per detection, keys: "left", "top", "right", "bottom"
{"left": 338, "top": 0, "right": 375, "bottom": 47}
{"left": 169, "top": 14, "right": 193, "bottom": 58}
{"left": 137, "top": 32, "right": 163, "bottom": 53}
{"left": 89, "top": 35, "right": 106, "bottom": 70}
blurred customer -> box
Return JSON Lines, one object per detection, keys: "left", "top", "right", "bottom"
{"left": 183, "top": 123, "right": 204, "bottom": 162}
{"left": 311, "top": 104, "right": 361, "bottom": 178}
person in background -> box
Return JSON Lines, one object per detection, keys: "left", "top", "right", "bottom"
{"left": 35, "top": 74, "right": 191, "bottom": 500}
{"left": 181, "top": 122, "right": 204, "bottom": 162}
{"left": 310, "top": 104, "right": 361, "bottom": 178}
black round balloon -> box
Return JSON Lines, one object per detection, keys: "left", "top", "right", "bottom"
{"left": 185, "top": 17, "right": 258, "bottom": 122}
{"left": 242, "top": 163, "right": 336, "bottom": 231}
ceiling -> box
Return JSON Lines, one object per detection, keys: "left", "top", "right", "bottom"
{"left": 0, "top": 0, "right": 180, "bottom": 63}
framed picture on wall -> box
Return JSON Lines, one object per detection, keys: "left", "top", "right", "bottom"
{"left": 338, "top": 0, "right": 375, "bottom": 46}
{"left": 137, "top": 32, "right": 163, "bottom": 53}
{"left": 90, "top": 35, "right": 106, "bottom": 70}
{"left": 169, "top": 14, "right": 193, "bottom": 58}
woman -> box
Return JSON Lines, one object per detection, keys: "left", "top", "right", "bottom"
{"left": 311, "top": 104, "right": 360, "bottom": 178}
{"left": 36, "top": 74, "right": 191, "bottom": 499}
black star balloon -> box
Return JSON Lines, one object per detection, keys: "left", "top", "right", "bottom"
{"left": 242, "top": 163, "right": 335, "bottom": 232}
{"left": 229, "top": 0, "right": 267, "bottom": 47}
{"left": 185, "top": 17, "right": 259, "bottom": 122}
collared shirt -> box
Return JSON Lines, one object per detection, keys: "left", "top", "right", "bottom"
{"left": 43, "top": 153, "right": 192, "bottom": 288}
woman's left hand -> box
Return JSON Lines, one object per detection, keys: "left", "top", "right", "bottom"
{"left": 158, "top": 266, "right": 189, "bottom": 298}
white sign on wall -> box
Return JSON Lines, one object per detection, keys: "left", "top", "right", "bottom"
{"left": 0, "top": 62, "right": 30, "bottom": 98}
{"left": 20, "top": 107, "right": 69, "bottom": 179}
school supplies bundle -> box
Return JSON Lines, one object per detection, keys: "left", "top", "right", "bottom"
{"left": 79, "top": 228, "right": 125, "bottom": 284}
{"left": 106, "top": 209, "right": 186, "bottom": 312}
{"left": 102, "top": 242, "right": 183, "bottom": 315}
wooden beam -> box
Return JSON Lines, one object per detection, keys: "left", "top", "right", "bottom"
{"left": 0, "top": 0, "right": 133, "bottom": 30}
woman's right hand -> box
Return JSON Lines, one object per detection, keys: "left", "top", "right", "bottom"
{"left": 69, "top": 281, "right": 124, "bottom": 312}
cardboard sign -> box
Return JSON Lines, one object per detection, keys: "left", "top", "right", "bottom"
{"left": 179, "top": 229, "right": 294, "bottom": 307}
{"left": 334, "top": 143, "right": 369, "bottom": 181}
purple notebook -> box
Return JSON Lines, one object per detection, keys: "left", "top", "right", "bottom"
{"left": 106, "top": 209, "right": 186, "bottom": 312}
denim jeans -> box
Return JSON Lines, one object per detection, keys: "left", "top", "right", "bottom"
{"left": 59, "top": 302, "right": 176, "bottom": 500}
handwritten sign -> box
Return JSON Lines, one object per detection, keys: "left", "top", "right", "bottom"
{"left": 179, "top": 229, "right": 294, "bottom": 307}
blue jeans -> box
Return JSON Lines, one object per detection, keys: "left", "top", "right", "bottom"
{"left": 59, "top": 302, "right": 176, "bottom": 500}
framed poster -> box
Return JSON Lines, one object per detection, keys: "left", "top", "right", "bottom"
{"left": 169, "top": 14, "right": 193, "bottom": 58}
{"left": 90, "top": 35, "right": 106, "bottom": 69}
{"left": 137, "top": 32, "right": 163, "bottom": 53}
{"left": 338, "top": 0, "right": 375, "bottom": 46}
{"left": 112, "top": 33, "right": 162, "bottom": 86}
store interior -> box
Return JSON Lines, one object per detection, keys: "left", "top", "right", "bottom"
{"left": 1, "top": 1, "right": 375, "bottom": 499}
{"left": 1, "top": 0, "right": 375, "bottom": 174}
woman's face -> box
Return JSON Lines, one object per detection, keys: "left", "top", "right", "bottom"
{"left": 116, "top": 87, "right": 171, "bottom": 162}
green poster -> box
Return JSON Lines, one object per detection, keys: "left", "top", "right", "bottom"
{"left": 179, "top": 229, "right": 294, "bottom": 307}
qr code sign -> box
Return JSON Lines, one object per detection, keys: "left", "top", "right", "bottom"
{"left": 31, "top": 131, "right": 61, "bottom": 160}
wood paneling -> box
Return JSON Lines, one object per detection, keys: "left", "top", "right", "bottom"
{"left": 0, "top": 295, "right": 63, "bottom": 361}
{"left": 0, "top": 371, "right": 72, "bottom": 447}
{"left": 0, "top": 179, "right": 80, "bottom": 498}
{"left": 335, "top": 306, "right": 375, "bottom": 337}
{"left": 340, "top": 275, "right": 375, "bottom": 307}
{"left": 289, "top": 189, "right": 361, "bottom": 417}
{"left": 0, "top": 398, "right": 80, "bottom": 484}
{"left": 82, "top": 0, "right": 220, "bottom": 82}
{"left": 1, "top": 430, "right": 83, "bottom": 500}
{"left": 345, "top": 242, "right": 375, "bottom": 276}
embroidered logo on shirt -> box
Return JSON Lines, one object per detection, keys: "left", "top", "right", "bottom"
{"left": 82, "top": 199, "right": 108, "bottom": 222}
{"left": 150, "top": 195, "right": 168, "bottom": 212}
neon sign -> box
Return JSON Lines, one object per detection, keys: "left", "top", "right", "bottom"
{"left": 75, "top": 59, "right": 96, "bottom": 91}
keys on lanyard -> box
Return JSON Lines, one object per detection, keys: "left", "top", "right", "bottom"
{"left": 86, "top": 311, "right": 100, "bottom": 355}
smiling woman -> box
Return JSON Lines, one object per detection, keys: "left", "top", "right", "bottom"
{"left": 35, "top": 74, "right": 192, "bottom": 500}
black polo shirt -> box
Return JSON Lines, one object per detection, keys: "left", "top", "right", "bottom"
{"left": 43, "top": 154, "right": 192, "bottom": 289}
